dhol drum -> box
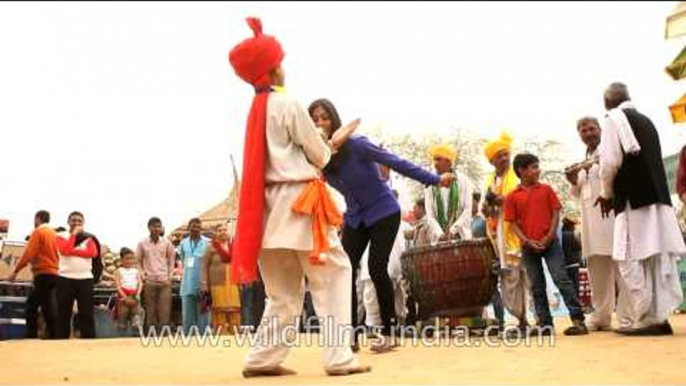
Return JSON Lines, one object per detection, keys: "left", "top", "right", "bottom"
{"left": 401, "top": 238, "right": 499, "bottom": 321}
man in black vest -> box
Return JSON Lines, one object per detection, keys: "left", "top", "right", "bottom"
{"left": 595, "top": 82, "right": 685, "bottom": 336}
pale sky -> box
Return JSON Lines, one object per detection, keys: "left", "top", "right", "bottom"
{"left": 1, "top": 1, "right": 685, "bottom": 251}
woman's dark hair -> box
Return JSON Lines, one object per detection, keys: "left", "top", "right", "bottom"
{"left": 309, "top": 98, "right": 346, "bottom": 174}
{"left": 512, "top": 153, "right": 539, "bottom": 178}
{"left": 308, "top": 98, "right": 342, "bottom": 140}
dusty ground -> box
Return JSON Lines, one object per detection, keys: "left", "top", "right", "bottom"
{"left": 2, "top": 315, "right": 686, "bottom": 385}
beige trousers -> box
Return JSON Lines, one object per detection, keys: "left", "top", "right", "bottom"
{"left": 244, "top": 247, "right": 359, "bottom": 372}
{"left": 143, "top": 281, "right": 172, "bottom": 331}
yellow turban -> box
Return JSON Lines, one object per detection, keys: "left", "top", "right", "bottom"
{"left": 428, "top": 143, "right": 457, "bottom": 163}
{"left": 484, "top": 131, "right": 513, "bottom": 161}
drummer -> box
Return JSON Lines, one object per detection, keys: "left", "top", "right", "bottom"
{"left": 424, "top": 144, "right": 474, "bottom": 241}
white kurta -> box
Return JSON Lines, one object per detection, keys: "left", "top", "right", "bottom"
{"left": 569, "top": 148, "right": 614, "bottom": 259}
{"left": 599, "top": 109, "right": 686, "bottom": 262}
{"left": 599, "top": 106, "right": 685, "bottom": 327}
{"left": 260, "top": 92, "right": 340, "bottom": 251}
{"left": 570, "top": 147, "right": 632, "bottom": 328}
{"left": 424, "top": 170, "right": 473, "bottom": 239}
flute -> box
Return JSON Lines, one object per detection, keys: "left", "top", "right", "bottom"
{"left": 564, "top": 154, "right": 599, "bottom": 174}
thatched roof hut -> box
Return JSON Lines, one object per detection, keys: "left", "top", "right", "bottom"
{"left": 171, "top": 184, "right": 239, "bottom": 242}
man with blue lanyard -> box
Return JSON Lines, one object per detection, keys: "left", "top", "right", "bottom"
{"left": 179, "top": 218, "right": 210, "bottom": 335}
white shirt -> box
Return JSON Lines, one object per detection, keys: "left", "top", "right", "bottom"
{"left": 569, "top": 147, "right": 614, "bottom": 258}
{"left": 57, "top": 232, "right": 95, "bottom": 280}
{"left": 119, "top": 267, "right": 139, "bottom": 291}
{"left": 424, "top": 170, "right": 473, "bottom": 239}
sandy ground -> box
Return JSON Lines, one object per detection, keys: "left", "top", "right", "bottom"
{"left": 2, "top": 315, "right": 686, "bottom": 385}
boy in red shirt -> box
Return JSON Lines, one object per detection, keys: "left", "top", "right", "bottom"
{"left": 504, "top": 153, "right": 588, "bottom": 336}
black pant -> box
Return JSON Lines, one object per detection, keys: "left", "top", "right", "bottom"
{"left": 343, "top": 211, "right": 401, "bottom": 338}
{"left": 25, "top": 274, "right": 58, "bottom": 339}
{"left": 56, "top": 277, "right": 95, "bottom": 339}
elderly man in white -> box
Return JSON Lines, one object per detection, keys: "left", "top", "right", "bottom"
{"left": 567, "top": 116, "right": 631, "bottom": 331}
{"left": 596, "top": 82, "right": 685, "bottom": 336}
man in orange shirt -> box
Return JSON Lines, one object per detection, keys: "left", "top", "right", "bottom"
{"left": 9, "top": 210, "right": 60, "bottom": 339}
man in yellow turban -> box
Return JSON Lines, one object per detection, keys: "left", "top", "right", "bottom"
{"left": 424, "top": 144, "right": 474, "bottom": 241}
{"left": 481, "top": 132, "right": 530, "bottom": 336}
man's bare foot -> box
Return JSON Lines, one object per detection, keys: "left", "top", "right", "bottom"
{"left": 326, "top": 365, "right": 372, "bottom": 376}
{"left": 370, "top": 338, "right": 396, "bottom": 353}
{"left": 242, "top": 366, "right": 297, "bottom": 378}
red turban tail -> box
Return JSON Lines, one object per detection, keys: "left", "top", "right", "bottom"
{"left": 228, "top": 18, "right": 284, "bottom": 283}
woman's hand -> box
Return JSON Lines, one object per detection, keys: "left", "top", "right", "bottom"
{"left": 330, "top": 118, "right": 361, "bottom": 150}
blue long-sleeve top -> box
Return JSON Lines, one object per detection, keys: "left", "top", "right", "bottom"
{"left": 324, "top": 135, "right": 441, "bottom": 229}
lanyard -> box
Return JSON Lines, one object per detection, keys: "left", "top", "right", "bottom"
{"left": 187, "top": 238, "right": 201, "bottom": 258}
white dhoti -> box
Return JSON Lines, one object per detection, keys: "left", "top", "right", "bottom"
{"left": 586, "top": 255, "right": 632, "bottom": 328}
{"left": 612, "top": 204, "right": 685, "bottom": 329}
{"left": 618, "top": 254, "right": 683, "bottom": 328}
{"left": 501, "top": 264, "right": 529, "bottom": 324}
{"left": 244, "top": 247, "right": 358, "bottom": 372}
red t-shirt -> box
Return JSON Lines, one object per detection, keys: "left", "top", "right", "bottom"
{"left": 503, "top": 183, "right": 562, "bottom": 241}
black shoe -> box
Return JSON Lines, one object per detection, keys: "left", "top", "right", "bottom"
{"left": 528, "top": 325, "right": 554, "bottom": 337}
{"left": 618, "top": 322, "right": 674, "bottom": 336}
{"left": 563, "top": 321, "right": 589, "bottom": 336}
{"left": 659, "top": 321, "right": 674, "bottom": 335}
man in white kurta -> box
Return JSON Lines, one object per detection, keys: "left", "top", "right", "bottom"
{"left": 424, "top": 144, "right": 473, "bottom": 241}
{"left": 597, "top": 83, "right": 685, "bottom": 335}
{"left": 243, "top": 89, "right": 368, "bottom": 373}
{"left": 229, "top": 18, "right": 369, "bottom": 377}
{"left": 567, "top": 116, "right": 631, "bottom": 330}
